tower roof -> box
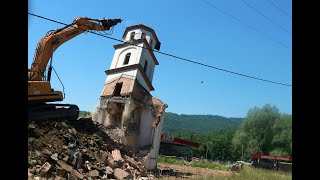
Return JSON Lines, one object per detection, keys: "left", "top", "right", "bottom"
{"left": 122, "top": 24, "right": 161, "bottom": 50}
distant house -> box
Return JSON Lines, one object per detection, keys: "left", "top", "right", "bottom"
{"left": 250, "top": 154, "right": 292, "bottom": 172}
{"left": 159, "top": 134, "right": 200, "bottom": 158}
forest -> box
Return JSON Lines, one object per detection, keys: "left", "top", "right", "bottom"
{"left": 163, "top": 104, "right": 292, "bottom": 161}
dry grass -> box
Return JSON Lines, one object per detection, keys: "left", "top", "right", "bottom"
{"left": 190, "top": 166, "right": 292, "bottom": 180}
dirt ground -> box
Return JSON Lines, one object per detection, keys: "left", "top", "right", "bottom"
{"left": 156, "top": 162, "right": 233, "bottom": 179}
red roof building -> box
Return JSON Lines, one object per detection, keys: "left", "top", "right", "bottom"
{"left": 159, "top": 134, "right": 200, "bottom": 157}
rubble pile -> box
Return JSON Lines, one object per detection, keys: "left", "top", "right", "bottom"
{"left": 28, "top": 118, "right": 156, "bottom": 179}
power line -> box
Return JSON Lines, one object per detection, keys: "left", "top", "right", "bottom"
{"left": 155, "top": 51, "right": 291, "bottom": 87}
{"left": 200, "top": 0, "right": 288, "bottom": 49}
{"left": 28, "top": 13, "right": 124, "bottom": 43}
{"left": 28, "top": 12, "right": 292, "bottom": 87}
{"left": 266, "top": 0, "right": 291, "bottom": 17}
{"left": 239, "top": 0, "right": 291, "bottom": 34}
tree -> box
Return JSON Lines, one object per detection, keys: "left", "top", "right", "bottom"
{"left": 232, "top": 104, "right": 281, "bottom": 161}
{"left": 79, "top": 111, "right": 91, "bottom": 118}
{"left": 271, "top": 114, "right": 292, "bottom": 156}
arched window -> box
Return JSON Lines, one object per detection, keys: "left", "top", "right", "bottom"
{"left": 130, "top": 32, "right": 135, "bottom": 41}
{"left": 123, "top": 53, "right": 131, "bottom": 65}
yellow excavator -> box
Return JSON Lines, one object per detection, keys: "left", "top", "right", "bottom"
{"left": 28, "top": 17, "right": 122, "bottom": 121}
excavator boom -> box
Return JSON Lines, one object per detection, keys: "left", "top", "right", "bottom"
{"left": 30, "top": 17, "right": 121, "bottom": 81}
{"left": 28, "top": 17, "right": 121, "bottom": 121}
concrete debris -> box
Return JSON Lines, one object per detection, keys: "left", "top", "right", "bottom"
{"left": 105, "top": 166, "right": 114, "bottom": 174}
{"left": 39, "top": 162, "right": 51, "bottom": 174}
{"left": 72, "top": 169, "right": 84, "bottom": 179}
{"left": 57, "top": 160, "right": 73, "bottom": 172}
{"left": 89, "top": 169, "right": 100, "bottom": 177}
{"left": 138, "top": 177, "right": 149, "bottom": 180}
{"left": 28, "top": 118, "right": 157, "bottom": 179}
{"left": 54, "top": 176, "right": 66, "bottom": 180}
{"left": 41, "top": 148, "right": 52, "bottom": 155}
{"left": 51, "top": 153, "right": 58, "bottom": 161}
{"left": 114, "top": 168, "right": 130, "bottom": 179}
{"left": 85, "top": 160, "right": 92, "bottom": 170}
{"left": 124, "top": 155, "right": 146, "bottom": 173}
{"left": 106, "top": 157, "right": 121, "bottom": 169}
{"left": 95, "top": 155, "right": 105, "bottom": 164}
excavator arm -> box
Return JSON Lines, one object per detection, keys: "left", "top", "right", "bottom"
{"left": 28, "top": 17, "right": 121, "bottom": 121}
{"left": 29, "top": 17, "right": 122, "bottom": 81}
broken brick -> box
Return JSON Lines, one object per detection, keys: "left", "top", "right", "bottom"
{"left": 112, "top": 149, "right": 123, "bottom": 162}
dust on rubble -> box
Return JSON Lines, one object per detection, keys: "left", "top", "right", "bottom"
{"left": 28, "top": 117, "right": 155, "bottom": 179}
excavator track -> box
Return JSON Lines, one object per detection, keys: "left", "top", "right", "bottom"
{"left": 28, "top": 103, "right": 79, "bottom": 122}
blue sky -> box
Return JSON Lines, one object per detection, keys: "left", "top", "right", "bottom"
{"left": 28, "top": 0, "right": 292, "bottom": 118}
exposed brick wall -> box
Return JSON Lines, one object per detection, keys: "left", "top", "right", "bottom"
{"left": 101, "top": 76, "right": 153, "bottom": 104}
{"left": 101, "top": 77, "right": 135, "bottom": 97}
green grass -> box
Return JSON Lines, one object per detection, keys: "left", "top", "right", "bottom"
{"left": 189, "top": 161, "right": 230, "bottom": 171}
{"left": 157, "top": 155, "right": 185, "bottom": 165}
{"left": 157, "top": 155, "right": 230, "bottom": 171}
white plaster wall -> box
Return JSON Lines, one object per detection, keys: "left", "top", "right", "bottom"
{"left": 141, "top": 30, "right": 154, "bottom": 48}
{"left": 109, "top": 49, "right": 120, "bottom": 69}
{"left": 143, "top": 110, "right": 166, "bottom": 170}
{"left": 110, "top": 46, "right": 140, "bottom": 69}
{"left": 138, "top": 109, "right": 153, "bottom": 147}
{"left": 105, "top": 70, "right": 137, "bottom": 84}
{"left": 140, "top": 50, "right": 156, "bottom": 82}
{"left": 136, "top": 70, "right": 151, "bottom": 92}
